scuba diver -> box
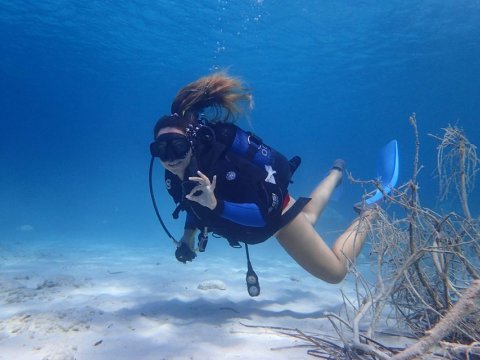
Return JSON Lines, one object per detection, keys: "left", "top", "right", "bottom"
{"left": 149, "top": 72, "right": 399, "bottom": 296}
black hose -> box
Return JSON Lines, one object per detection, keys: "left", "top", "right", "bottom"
{"left": 149, "top": 156, "right": 178, "bottom": 244}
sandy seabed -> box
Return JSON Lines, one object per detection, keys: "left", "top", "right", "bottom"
{"left": 0, "top": 239, "right": 374, "bottom": 360}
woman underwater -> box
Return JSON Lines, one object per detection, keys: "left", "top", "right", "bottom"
{"left": 150, "top": 72, "right": 375, "bottom": 290}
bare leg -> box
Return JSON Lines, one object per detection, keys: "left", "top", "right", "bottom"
{"left": 275, "top": 164, "right": 374, "bottom": 283}
{"left": 303, "top": 168, "right": 342, "bottom": 225}
{"left": 276, "top": 207, "right": 372, "bottom": 283}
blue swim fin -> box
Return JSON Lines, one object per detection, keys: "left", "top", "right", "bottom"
{"left": 365, "top": 139, "right": 399, "bottom": 206}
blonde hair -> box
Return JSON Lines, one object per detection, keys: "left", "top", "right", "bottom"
{"left": 154, "top": 72, "right": 253, "bottom": 137}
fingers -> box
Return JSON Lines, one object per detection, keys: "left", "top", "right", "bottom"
{"left": 211, "top": 175, "right": 216, "bottom": 191}
{"left": 196, "top": 171, "right": 209, "bottom": 182}
{"left": 186, "top": 184, "right": 203, "bottom": 199}
{"left": 185, "top": 172, "right": 217, "bottom": 209}
{"left": 189, "top": 171, "right": 213, "bottom": 186}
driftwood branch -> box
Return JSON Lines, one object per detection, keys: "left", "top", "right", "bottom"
{"left": 392, "top": 280, "right": 480, "bottom": 360}
{"left": 261, "top": 118, "right": 480, "bottom": 360}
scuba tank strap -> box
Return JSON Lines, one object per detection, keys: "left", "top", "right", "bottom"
{"left": 279, "top": 197, "right": 311, "bottom": 228}
{"left": 263, "top": 196, "right": 312, "bottom": 239}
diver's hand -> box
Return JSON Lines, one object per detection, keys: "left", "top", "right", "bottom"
{"left": 186, "top": 171, "right": 218, "bottom": 210}
{"left": 175, "top": 242, "right": 196, "bottom": 263}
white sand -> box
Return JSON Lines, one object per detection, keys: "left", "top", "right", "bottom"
{"left": 0, "top": 239, "right": 358, "bottom": 360}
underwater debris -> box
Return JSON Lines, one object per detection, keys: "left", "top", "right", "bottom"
{"left": 197, "top": 280, "right": 227, "bottom": 291}
{"left": 264, "top": 115, "right": 480, "bottom": 359}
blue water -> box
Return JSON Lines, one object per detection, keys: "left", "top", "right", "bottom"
{"left": 1, "top": 1, "right": 479, "bottom": 251}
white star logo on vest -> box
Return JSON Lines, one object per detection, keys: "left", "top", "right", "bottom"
{"left": 264, "top": 165, "right": 277, "bottom": 184}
